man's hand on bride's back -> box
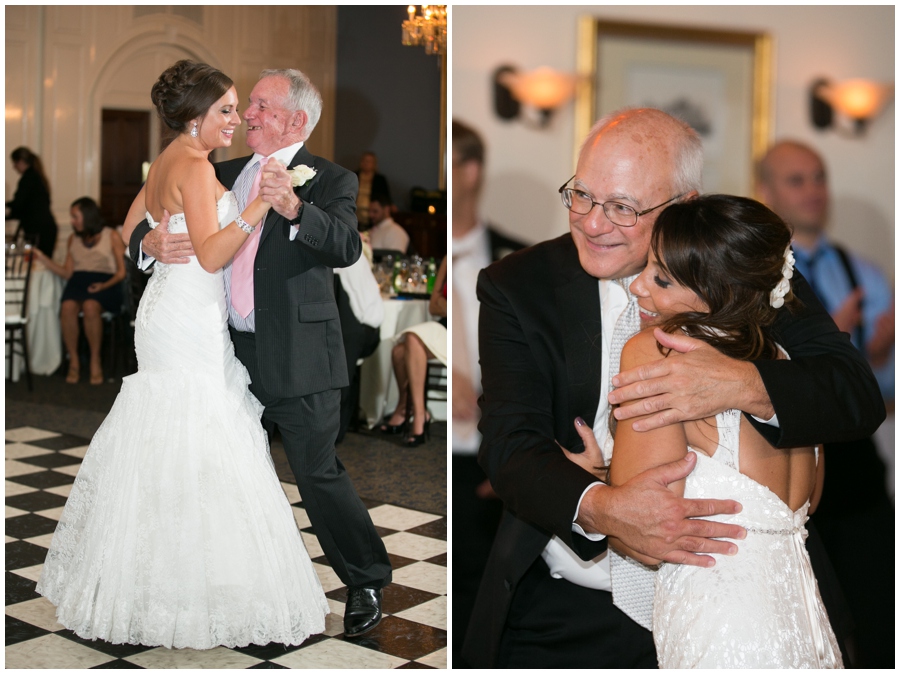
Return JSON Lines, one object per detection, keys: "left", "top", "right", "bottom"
{"left": 143, "top": 210, "right": 194, "bottom": 264}
{"left": 258, "top": 159, "right": 299, "bottom": 220}
{"left": 575, "top": 452, "right": 746, "bottom": 567}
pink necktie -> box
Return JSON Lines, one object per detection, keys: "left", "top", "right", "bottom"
{"left": 231, "top": 161, "right": 264, "bottom": 317}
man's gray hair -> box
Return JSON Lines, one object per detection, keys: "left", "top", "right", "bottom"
{"left": 580, "top": 108, "right": 704, "bottom": 195}
{"left": 260, "top": 68, "right": 323, "bottom": 138}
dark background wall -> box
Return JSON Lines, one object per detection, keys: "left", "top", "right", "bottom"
{"left": 335, "top": 6, "right": 443, "bottom": 211}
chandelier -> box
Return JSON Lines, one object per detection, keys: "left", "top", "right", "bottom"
{"left": 401, "top": 5, "right": 447, "bottom": 56}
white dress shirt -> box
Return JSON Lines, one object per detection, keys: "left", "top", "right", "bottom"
{"left": 334, "top": 255, "right": 384, "bottom": 329}
{"left": 451, "top": 222, "right": 492, "bottom": 454}
{"left": 368, "top": 217, "right": 409, "bottom": 253}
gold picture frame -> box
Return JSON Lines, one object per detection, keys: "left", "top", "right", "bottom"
{"left": 576, "top": 18, "right": 772, "bottom": 196}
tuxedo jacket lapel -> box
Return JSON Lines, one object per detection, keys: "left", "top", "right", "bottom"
{"left": 553, "top": 259, "right": 604, "bottom": 449}
{"left": 557, "top": 273, "right": 603, "bottom": 442}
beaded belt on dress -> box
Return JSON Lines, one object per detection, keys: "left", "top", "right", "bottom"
{"left": 746, "top": 526, "right": 801, "bottom": 535}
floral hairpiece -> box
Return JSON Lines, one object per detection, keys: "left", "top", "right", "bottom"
{"left": 769, "top": 244, "right": 795, "bottom": 309}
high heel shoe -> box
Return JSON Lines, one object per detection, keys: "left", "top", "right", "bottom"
{"left": 378, "top": 413, "right": 407, "bottom": 435}
{"left": 405, "top": 412, "right": 431, "bottom": 447}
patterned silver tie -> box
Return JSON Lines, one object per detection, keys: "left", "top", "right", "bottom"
{"left": 234, "top": 160, "right": 261, "bottom": 211}
{"left": 607, "top": 274, "right": 657, "bottom": 631}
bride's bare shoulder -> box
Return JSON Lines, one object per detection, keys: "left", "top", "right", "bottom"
{"left": 621, "top": 327, "right": 666, "bottom": 370}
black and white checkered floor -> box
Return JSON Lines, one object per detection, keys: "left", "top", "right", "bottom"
{"left": 5, "top": 426, "right": 447, "bottom": 669}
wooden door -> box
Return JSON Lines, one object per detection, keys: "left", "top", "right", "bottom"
{"left": 101, "top": 109, "right": 150, "bottom": 227}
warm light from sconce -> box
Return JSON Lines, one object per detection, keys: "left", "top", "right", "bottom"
{"left": 499, "top": 67, "right": 577, "bottom": 111}
{"left": 811, "top": 77, "right": 894, "bottom": 136}
{"left": 6, "top": 106, "right": 23, "bottom": 121}
{"left": 824, "top": 79, "right": 892, "bottom": 120}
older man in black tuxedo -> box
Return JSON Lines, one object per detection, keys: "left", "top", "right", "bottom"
{"left": 462, "top": 108, "right": 884, "bottom": 667}
{"left": 130, "top": 69, "right": 391, "bottom": 638}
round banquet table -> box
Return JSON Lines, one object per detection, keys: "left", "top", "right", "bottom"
{"left": 6, "top": 261, "right": 64, "bottom": 380}
{"left": 359, "top": 297, "right": 447, "bottom": 428}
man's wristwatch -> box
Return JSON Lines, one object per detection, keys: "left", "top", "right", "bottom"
{"left": 288, "top": 201, "right": 303, "bottom": 225}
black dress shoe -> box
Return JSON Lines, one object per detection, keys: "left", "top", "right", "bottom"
{"left": 344, "top": 586, "right": 383, "bottom": 638}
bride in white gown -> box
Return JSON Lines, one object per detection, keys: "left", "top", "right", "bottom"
{"left": 575, "top": 195, "right": 842, "bottom": 668}
{"left": 36, "top": 60, "right": 328, "bottom": 650}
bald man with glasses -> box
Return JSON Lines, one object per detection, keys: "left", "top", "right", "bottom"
{"left": 460, "top": 108, "right": 884, "bottom": 668}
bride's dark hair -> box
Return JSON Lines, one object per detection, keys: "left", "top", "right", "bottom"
{"left": 150, "top": 60, "right": 233, "bottom": 134}
{"left": 651, "top": 194, "right": 799, "bottom": 362}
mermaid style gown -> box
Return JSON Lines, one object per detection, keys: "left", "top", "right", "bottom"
{"left": 652, "top": 409, "right": 842, "bottom": 668}
{"left": 37, "top": 192, "right": 329, "bottom": 649}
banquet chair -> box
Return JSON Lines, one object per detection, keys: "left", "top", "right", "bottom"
{"left": 5, "top": 244, "right": 34, "bottom": 390}
{"left": 404, "top": 358, "right": 447, "bottom": 432}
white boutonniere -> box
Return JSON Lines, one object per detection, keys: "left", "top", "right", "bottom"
{"left": 287, "top": 164, "right": 317, "bottom": 187}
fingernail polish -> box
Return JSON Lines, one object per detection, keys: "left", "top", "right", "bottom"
{"left": 575, "top": 417, "right": 586, "bottom": 427}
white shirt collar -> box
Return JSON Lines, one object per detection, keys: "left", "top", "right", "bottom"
{"left": 249, "top": 140, "right": 304, "bottom": 168}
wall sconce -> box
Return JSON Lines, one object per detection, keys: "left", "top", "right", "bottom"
{"left": 810, "top": 78, "right": 893, "bottom": 136}
{"left": 493, "top": 65, "right": 577, "bottom": 128}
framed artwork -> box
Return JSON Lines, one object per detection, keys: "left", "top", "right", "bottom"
{"left": 575, "top": 18, "right": 772, "bottom": 196}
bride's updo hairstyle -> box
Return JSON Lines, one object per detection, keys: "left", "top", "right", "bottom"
{"left": 150, "top": 60, "right": 233, "bottom": 134}
{"left": 650, "top": 194, "right": 799, "bottom": 361}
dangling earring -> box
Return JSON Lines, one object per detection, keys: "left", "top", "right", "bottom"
{"left": 190, "top": 122, "right": 199, "bottom": 138}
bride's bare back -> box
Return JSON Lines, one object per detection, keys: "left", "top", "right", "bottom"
{"left": 612, "top": 329, "right": 820, "bottom": 514}
{"left": 142, "top": 141, "right": 226, "bottom": 223}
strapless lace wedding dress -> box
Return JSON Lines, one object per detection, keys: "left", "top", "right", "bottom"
{"left": 653, "top": 409, "right": 842, "bottom": 668}
{"left": 37, "top": 192, "right": 328, "bottom": 649}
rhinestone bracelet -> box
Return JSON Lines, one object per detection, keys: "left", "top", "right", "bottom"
{"left": 235, "top": 215, "right": 255, "bottom": 234}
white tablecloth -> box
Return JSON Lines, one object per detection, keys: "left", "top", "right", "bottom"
{"left": 6, "top": 264, "right": 64, "bottom": 379}
{"left": 359, "top": 297, "right": 447, "bottom": 427}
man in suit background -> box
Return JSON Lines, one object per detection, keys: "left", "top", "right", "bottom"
{"left": 130, "top": 68, "right": 391, "bottom": 638}
{"left": 450, "top": 120, "right": 526, "bottom": 667}
{"left": 758, "top": 140, "right": 894, "bottom": 667}
{"left": 462, "top": 108, "right": 884, "bottom": 667}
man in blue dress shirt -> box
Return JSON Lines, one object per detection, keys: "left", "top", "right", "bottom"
{"left": 757, "top": 140, "right": 894, "bottom": 668}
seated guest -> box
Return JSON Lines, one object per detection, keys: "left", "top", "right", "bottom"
{"left": 355, "top": 151, "right": 391, "bottom": 226}
{"left": 379, "top": 257, "right": 446, "bottom": 446}
{"left": 335, "top": 249, "right": 385, "bottom": 443}
{"left": 34, "top": 197, "right": 125, "bottom": 385}
{"left": 367, "top": 194, "right": 409, "bottom": 254}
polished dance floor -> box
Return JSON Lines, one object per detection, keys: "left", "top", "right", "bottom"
{"left": 5, "top": 424, "right": 447, "bottom": 668}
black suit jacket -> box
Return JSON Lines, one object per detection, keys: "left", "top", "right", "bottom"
{"left": 6, "top": 166, "right": 57, "bottom": 254}
{"left": 463, "top": 233, "right": 885, "bottom": 667}
{"left": 486, "top": 226, "right": 525, "bottom": 263}
{"left": 130, "top": 145, "right": 361, "bottom": 400}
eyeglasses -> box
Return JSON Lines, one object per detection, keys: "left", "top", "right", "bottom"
{"left": 558, "top": 175, "right": 685, "bottom": 228}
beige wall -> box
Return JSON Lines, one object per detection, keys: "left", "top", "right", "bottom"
{"left": 6, "top": 5, "right": 337, "bottom": 251}
{"left": 454, "top": 5, "right": 895, "bottom": 278}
